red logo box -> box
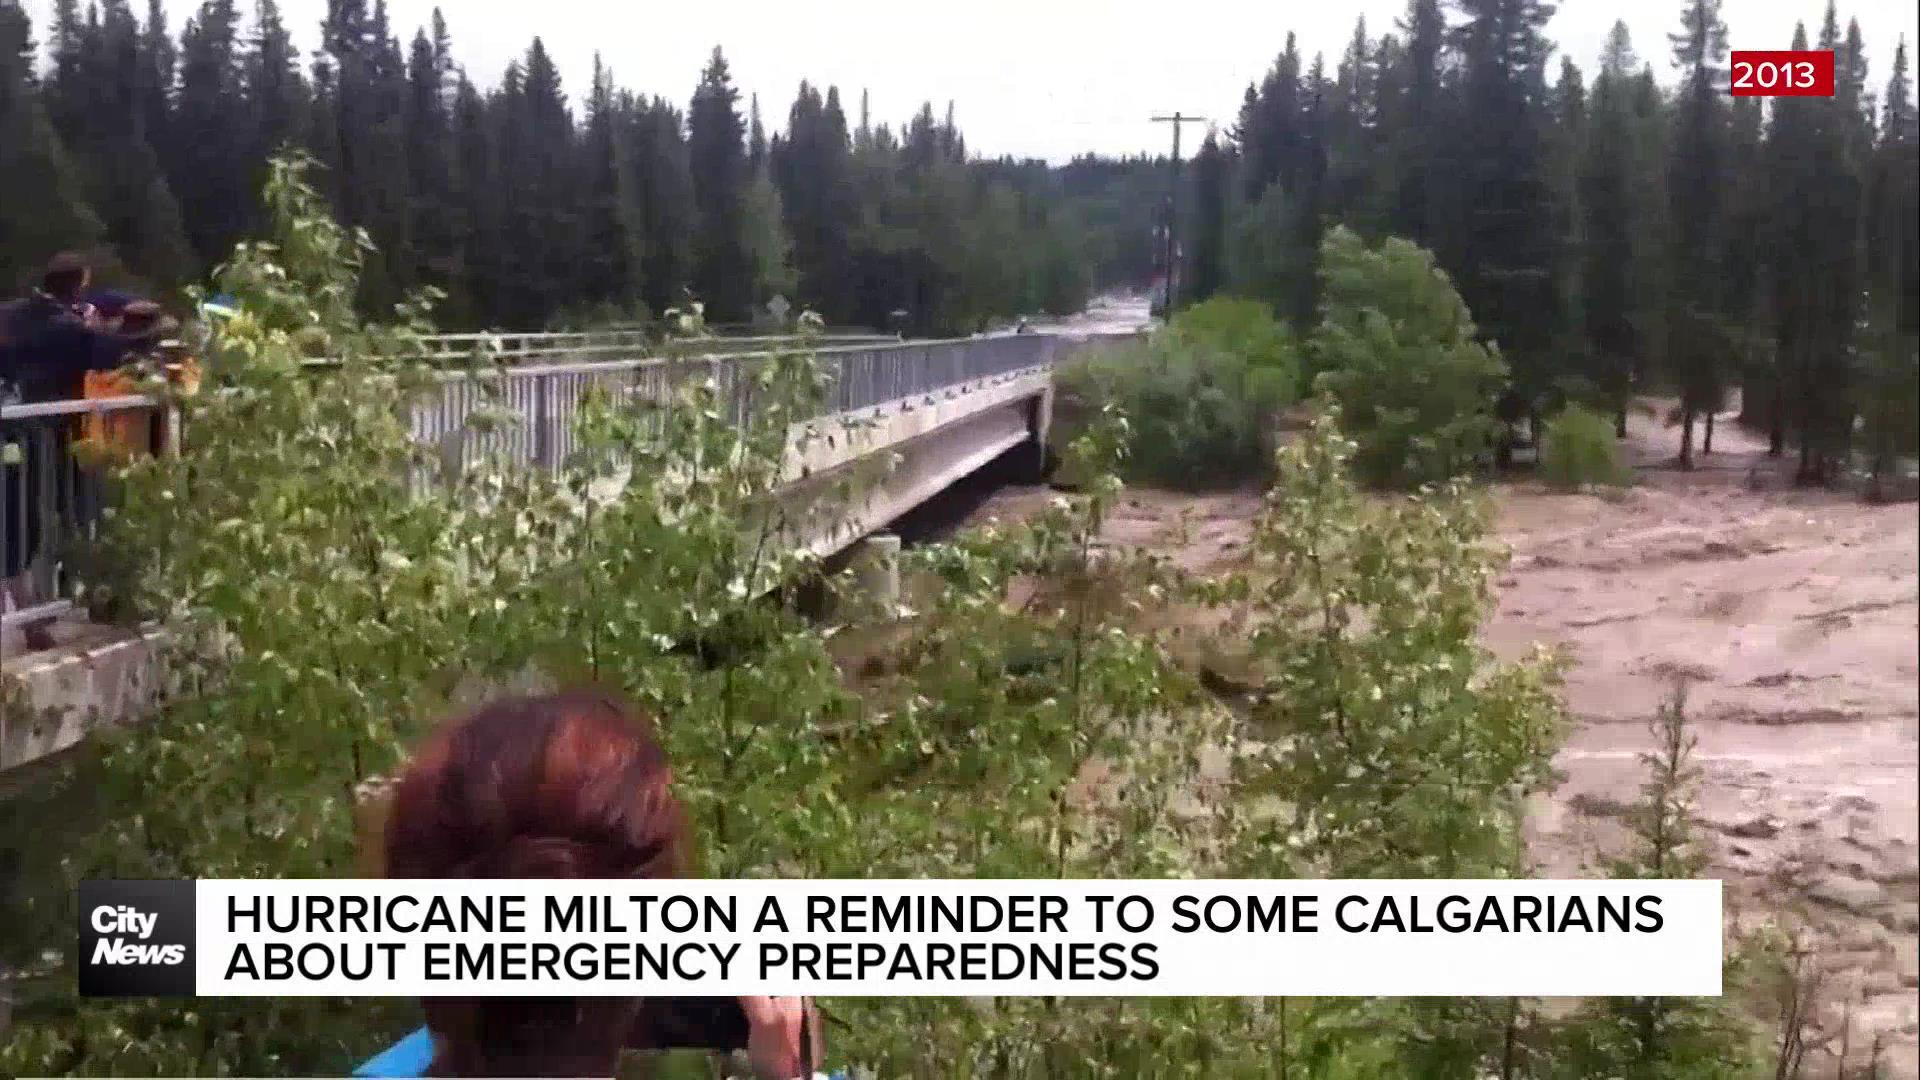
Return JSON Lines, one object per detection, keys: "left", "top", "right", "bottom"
{"left": 1730, "top": 51, "right": 1835, "bottom": 97}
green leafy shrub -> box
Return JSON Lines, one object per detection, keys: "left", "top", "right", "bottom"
{"left": 1063, "top": 297, "right": 1297, "bottom": 488}
{"left": 1308, "top": 226, "right": 1508, "bottom": 489}
{"left": 1554, "top": 688, "right": 1767, "bottom": 1078}
{"left": 1540, "top": 404, "right": 1630, "bottom": 490}
{"left": 1232, "top": 409, "right": 1568, "bottom": 879}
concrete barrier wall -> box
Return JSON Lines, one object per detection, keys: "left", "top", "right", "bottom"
{"left": 1, "top": 626, "right": 164, "bottom": 772}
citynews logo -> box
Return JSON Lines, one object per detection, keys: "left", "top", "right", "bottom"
{"left": 91, "top": 906, "right": 185, "bottom": 965}
{"left": 78, "top": 879, "right": 197, "bottom": 997}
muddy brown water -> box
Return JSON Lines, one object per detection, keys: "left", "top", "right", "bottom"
{"left": 955, "top": 402, "right": 1918, "bottom": 1077}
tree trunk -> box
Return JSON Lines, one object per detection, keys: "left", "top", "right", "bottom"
{"left": 1614, "top": 402, "right": 1628, "bottom": 439}
{"left": 1679, "top": 409, "right": 1695, "bottom": 470}
{"left": 1703, "top": 411, "right": 1715, "bottom": 455}
{"left": 1769, "top": 372, "right": 1787, "bottom": 455}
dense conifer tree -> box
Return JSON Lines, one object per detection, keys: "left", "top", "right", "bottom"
{"left": 1183, "top": 130, "right": 1230, "bottom": 305}
{"left": 1449, "top": 0, "right": 1561, "bottom": 435}
{"left": 688, "top": 47, "right": 751, "bottom": 322}
{"left": 0, "top": 0, "right": 1908, "bottom": 453}
{"left": 1581, "top": 23, "right": 1645, "bottom": 433}
{"left": 1665, "top": 0, "right": 1731, "bottom": 466}
{"left": 0, "top": 0, "right": 102, "bottom": 289}
{"left": 1389, "top": 0, "right": 1444, "bottom": 247}
{"left": 172, "top": 0, "right": 251, "bottom": 267}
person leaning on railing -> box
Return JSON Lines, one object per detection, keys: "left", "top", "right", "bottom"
{"left": 0, "top": 257, "right": 177, "bottom": 406}
{"left": 0, "top": 255, "right": 180, "bottom": 650}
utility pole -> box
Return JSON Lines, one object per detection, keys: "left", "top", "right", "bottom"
{"left": 1151, "top": 112, "right": 1205, "bottom": 315}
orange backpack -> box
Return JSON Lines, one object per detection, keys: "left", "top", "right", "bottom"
{"left": 78, "top": 358, "right": 200, "bottom": 461}
{"left": 79, "top": 369, "right": 149, "bottom": 460}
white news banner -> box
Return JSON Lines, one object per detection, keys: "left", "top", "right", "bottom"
{"left": 162, "top": 879, "right": 1725, "bottom": 998}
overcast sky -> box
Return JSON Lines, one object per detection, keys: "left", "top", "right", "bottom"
{"left": 23, "top": 0, "right": 1920, "bottom": 161}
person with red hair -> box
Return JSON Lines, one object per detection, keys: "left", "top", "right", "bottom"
{"left": 373, "top": 689, "right": 824, "bottom": 1079}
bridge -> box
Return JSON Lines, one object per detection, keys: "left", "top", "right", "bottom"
{"left": 0, "top": 327, "right": 1134, "bottom": 773}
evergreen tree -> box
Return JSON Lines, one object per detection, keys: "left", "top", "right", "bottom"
{"left": 890, "top": 101, "right": 973, "bottom": 332}
{"left": 687, "top": 46, "right": 751, "bottom": 321}
{"left": 773, "top": 82, "right": 857, "bottom": 321}
{"left": 450, "top": 71, "right": 502, "bottom": 323}
{"left": 1327, "top": 16, "right": 1380, "bottom": 232}
{"left": 1582, "top": 22, "right": 1646, "bottom": 434}
{"left": 578, "top": 53, "right": 641, "bottom": 314}
{"left": 1765, "top": 22, "right": 1820, "bottom": 460}
{"left": 747, "top": 92, "right": 767, "bottom": 171}
{"left": 1450, "top": 0, "right": 1561, "bottom": 438}
{"left": 1629, "top": 64, "right": 1673, "bottom": 418}
{"left": 1872, "top": 37, "right": 1918, "bottom": 335}
{"left": 1225, "top": 33, "right": 1327, "bottom": 327}
{"left": 173, "top": 0, "right": 251, "bottom": 267}
{"left": 3, "top": 0, "right": 1908, "bottom": 384}
{"left": 1183, "top": 129, "right": 1230, "bottom": 305}
{"left": 1793, "top": 4, "right": 1867, "bottom": 480}
{"left": 1365, "top": 32, "right": 1403, "bottom": 232}
{"left": 740, "top": 155, "right": 795, "bottom": 312}
{"left": 1548, "top": 57, "right": 1588, "bottom": 405}
{"left": 1291, "top": 52, "right": 1331, "bottom": 327}
{"left": 0, "top": 0, "right": 103, "bottom": 290}
{"left": 1859, "top": 37, "right": 1919, "bottom": 475}
{"left": 1240, "top": 33, "right": 1301, "bottom": 202}
{"left": 1665, "top": 0, "right": 1731, "bottom": 467}
{"left": 50, "top": 0, "right": 196, "bottom": 290}
{"left": 1389, "top": 0, "right": 1445, "bottom": 246}
{"left": 137, "top": 0, "right": 173, "bottom": 157}
{"left": 496, "top": 39, "right": 578, "bottom": 326}
{"left": 629, "top": 94, "right": 694, "bottom": 319}
{"left": 10, "top": 13, "right": 1138, "bottom": 332}
{"left": 405, "top": 12, "right": 459, "bottom": 311}
{"left": 1721, "top": 93, "right": 1768, "bottom": 444}
{"left": 243, "top": 0, "right": 304, "bottom": 206}
{"left": 45, "top": 0, "right": 85, "bottom": 137}
{"left": 319, "top": 0, "right": 413, "bottom": 307}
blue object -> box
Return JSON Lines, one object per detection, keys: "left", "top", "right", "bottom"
{"left": 355, "top": 1026, "right": 433, "bottom": 1078}
{"left": 199, "top": 294, "right": 239, "bottom": 321}
{"left": 355, "top": 1024, "right": 849, "bottom": 1079}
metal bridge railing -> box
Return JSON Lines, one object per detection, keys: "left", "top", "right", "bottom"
{"left": 1, "top": 396, "right": 170, "bottom": 638}
{"left": 319, "top": 330, "right": 903, "bottom": 369}
{"left": 2, "top": 332, "right": 1093, "bottom": 643}
{"left": 414, "top": 333, "right": 1061, "bottom": 476}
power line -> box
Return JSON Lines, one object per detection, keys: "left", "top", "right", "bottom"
{"left": 1150, "top": 112, "right": 1206, "bottom": 314}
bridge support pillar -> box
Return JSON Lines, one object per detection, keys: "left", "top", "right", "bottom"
{"left": 847, "top": 533, "right": 902, "bottom": 617}
{"left": 1027, "top": 385, "right": 1055, "bottom": 481}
